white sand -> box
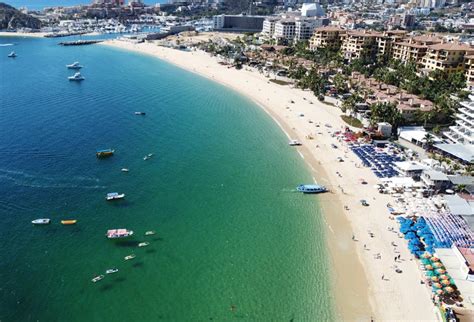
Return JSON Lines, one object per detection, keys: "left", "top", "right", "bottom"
{"left": 101, "top": 39, "right": 439, "bottom": 321}
{"left": 0, "top": 31, "right": 47, "bottom": 38}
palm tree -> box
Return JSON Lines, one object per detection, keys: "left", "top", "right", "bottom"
{"left": 422, "top": 133, "right": 434, "bottom": 151}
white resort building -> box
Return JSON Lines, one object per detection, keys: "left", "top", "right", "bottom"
{"left": 444, "top": 94, "right": 474, "bottom": 145}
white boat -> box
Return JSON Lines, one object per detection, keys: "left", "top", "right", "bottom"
{"left": 147, "top": 154, "right": 153, "bottom": 157}
{"left": 124, "top": 254, "right": 136, "bottom": 261}
{"left": 68, "top": 72, "right": 84, "bottom": 81}
{"left": 138, "top": 242, "right": 150, "bottom": 247}
{"left": 106, "top": 192, "right": 125, "bottom": 201}
{"left": 143, "top": 156, "right": 150, "bottom": 161}
{"left": 106, "top": 229, "right": 134, "bottom": 239}
{"left": 145, "top": 231, "right": 155, "bottom": 236}
{"left": 121, "top": 168, "right": 129, "bottom": 172}
{"left": 288, "top": 139, "right": 302, "bottom": 146}
{"left": 91, "top": 275, "right": 104, "bottom": 283}
{"left": 66, "top": 61, "right": 83, "bottom": 69}
{"left": 105, "top": 268, "right": 118, "bottom": 274}
{"left": 7, "top": 51, "right": 16, "bottom": 58}
{"left": 32, "top": 218, "right": 51, "bottom": 225}
{"left": 134, "top": 112, "right": 146, "bottom": 115}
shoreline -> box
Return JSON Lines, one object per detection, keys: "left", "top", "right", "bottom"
{"left": 0, "top": 31, "right": 47, "bottom": 38}
{"left": 100, "top": 39, "right": 438, "bottom": 321}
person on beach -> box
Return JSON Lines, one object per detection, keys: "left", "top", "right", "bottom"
{"left": 381, "top": 275, "right": 384, "bottom": 280}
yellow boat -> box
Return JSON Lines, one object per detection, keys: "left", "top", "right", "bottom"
{"left": 61, "top": 220, "right": 77, "bottom": 225}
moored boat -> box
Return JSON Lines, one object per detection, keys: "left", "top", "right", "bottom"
{"left": 134, "top": 112, "right": 146, "bottom": 115}
{"left": 66, "top": 61, "right": 83, "bottom": 69}
{"left": 96, "top": 149, "right": 114, "bottom": 158}
{"left": 145, "top": 230, "right": 155, "bottom": 236}
{"left": 105, "top": 268, "right": 118, "bottom": 274}
{"left": 91, "top": 275, "right": 104, "bottom": 283}
{"left": 8, "top": 51, "right": 16, "bottom": 58}
{"left": 106, "top": 192, "right": 125, "bottom": 201}
{"left": 32, "top": 218, "right": 51, "bottom": 225}
{"left": 61, "top": 220, "right": 77, "bottom": 225}
{"left": 288, "top": 139, "right": 302, "bottom": 146}
{"left": 296, "top": 184, "right": 328, "bottom": 194}
{"left": 138, "top": 242, "right": 150, "bottom": 247}
{"left": 106, "top": 229, "right": 134, "bottom": 239}
{"left": 124, "top": 254, "right": 136, "bottom": 261}
{"left": 68, "top": 72, "right": 84, "bottom": 81}
{"left": 121, "top": 168, "right": 129, "bottom": 172}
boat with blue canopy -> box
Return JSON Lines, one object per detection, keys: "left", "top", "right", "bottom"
{"left": 297, "top": 184, "right": 328, "bottom": 194}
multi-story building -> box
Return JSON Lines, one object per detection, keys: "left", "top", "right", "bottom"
{"left": 294, "top": 17, "right": 327, "bottom": 42}
{"left": 444, "top": 94, "right": 474, "bottom": 145}
{"left": 309, "top": 26, "right": 346, "bottom": 51}
{"left": 421, "top": 42, "right": 474, "bottom": 74}
{"left": 212, "top": 15, "right": 265, "bottom": 32}
{"left": 340, "top": 30, "right": 380, "bottom": 61}
{"left": 262, "top": 17, "right": 278, "bottom": 37}
{"left": 464, "top": 54, "right": 474, "bottom": 91}
{"left": 376, "top": 30, "right": 407, "bottom": 58}
{"left": 392, "top": 35, "right": 442, "bottom": 64}
{"left": 274, "top": 19, "right": 296, "bottom": 42}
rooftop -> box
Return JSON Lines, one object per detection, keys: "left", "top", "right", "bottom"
{"left": 434, "top": 144, "right": 474, "bottom": 164}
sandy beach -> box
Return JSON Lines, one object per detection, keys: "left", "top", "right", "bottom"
{"left": 101, "top": 39, "right": 439, "bottom": 321}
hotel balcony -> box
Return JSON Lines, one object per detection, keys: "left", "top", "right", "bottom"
{"left": 459, "top": 107, "right": 474, "bottom": 119}
{"left": 444, "top": 130, "right": 464, "bottom": 144}
{"left": 449, "top": 125, "right": 473, "bottom": 142}
{"left": 456, "top": 113, "right": 474, "bottom": 127}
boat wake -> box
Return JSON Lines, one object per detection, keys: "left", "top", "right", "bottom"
{"left": 0, "top": 43, "right": 14, "bottom": 47}
{"left": 0, "top": 169, "right": 105, "bottom": 189}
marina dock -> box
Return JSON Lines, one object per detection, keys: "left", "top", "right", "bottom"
{"left": 59, "top": 40, "right": 105, "bottom": 46}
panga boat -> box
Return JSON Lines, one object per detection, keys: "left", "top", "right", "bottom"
{"left": 61, "top": 220, "right": 77, "bottom": 225}
{"left": 138, "top": 242, "right": 150, "bottom": 247}
{"left": 145, "top": 231, "right": 155, "bottom": 236}
{"left": 68, "top": 72, "right": 84, "bottom": 81}
{"left": 288, "top": 139, "right": 302, "bottom": 146}
{"left": 134, "top": 112, "right": 146, "bottom": 115}
{"left": 32, "top": 218, "right": 51, "bottom": 225}
{"left": 124, "top": 254, "right": 136, "bottom": 261}
{"left": 106, "top": 229, "right": 134, "bottom": 239}
{"left": 296, "top": 184, "right": 328, "bottom": 194}
{"left": 106, "top": 192, "right": 125, "bottom": 201}
{"left": 96, "top": 149, "right": 114, "bottom": 158}
{"left": 8, "top": 51, "right": 17, "bottom": 58}
{"left": 106, "top": 268, "right": 118, "bottom": 274}
{"left": 91, "top": 275, "right": 104, "bottom": 283}
{"left": 66, "top": 61, "right": 83, "bottom": 69}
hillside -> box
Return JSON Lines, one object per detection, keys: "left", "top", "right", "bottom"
{"left": 0, "top": 2, "right": 42, "bottom": 30}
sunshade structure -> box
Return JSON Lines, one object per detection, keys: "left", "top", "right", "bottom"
{"left": 349, "top": 143, "right": 403, "bottom": 178}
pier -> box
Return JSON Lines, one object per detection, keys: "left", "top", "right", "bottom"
{"left": 59, "top": 40, "right": 105, "bottom": 46}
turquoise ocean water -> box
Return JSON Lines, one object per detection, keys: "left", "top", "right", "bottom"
{"left": 0, "top": 37, "right": 334, "bottom": 321}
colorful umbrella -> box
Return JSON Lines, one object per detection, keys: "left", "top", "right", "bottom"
{"left": 435, "top": 268, "right": 446, "bottom": 274}
{"left": 433, "top": 262, "right": 443, "bottom": 268}
{"left": 425, "top": 270, "right": 435, "bottom": 277}
{"left": 444, "top": 286, "right": 454, "bottom": 293}
{"left": 439, "top": 274, "right": 449, "bottom": 280}
{"left": 425, "top": 264, "right": 433, "bottom": 270}
{"left": 431, "top": 276, "right": 439, "bottom": 282}
{"left": 433, "top": 283, "right": 442, "bottom": 289}
{"left": 421, "top": 253, "right": 431, "bottom": 259}
{"left": 435, "top": 289, "right": 444, "bottom": 295}
{"left": 431, "top": 256, "right": 440, "bottom": 262}
{"left": 441, "top": 279, "right": 451, "bottom": 285}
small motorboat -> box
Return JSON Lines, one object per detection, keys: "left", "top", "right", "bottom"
{"left": 91, "top": 275, "right": 105, "bottom": 283}
{"left": 61, "top": 220, "right": 77, "bottom": 225}
{"left": 106, "top": 192, "right": 125, "bottom": 201}
{"left": 138, "top": 242, "right": 150, "bottom": 247}
{"left": 124, "top": 254, "right": 136, "bottom": 261}
{"left": 145, "top": 231, "right": 156, "bottom": 236}
{"left": 68, "top": 72, "right": 85, "bottom": 81}
{"left": 143, "top": 156, "right": 150, "bottom": 161}
{"left": 134, "top": 112, "right": 146, "bottom": 115}
{"left": 96, "top": 149, "right": 114, "bottom": 158}
{"left": 66, "top": 61, "right": 83, "bottom": 69}
{"left": 106, "top": 229, "right": 134, "bottom": 239}
{"left": 121, "top": 168, "right": 129, "bottom": 172}
{"left": 32, "top": 218, "right": 51, "bottom": 225}
{"left": 288, "top": 139, "right": 302, "bottom": 146}
{"left": 8, "top": 51, "right": 16, "bottom": 58}
{"left": 106, "top": 268, "right": 118, "bottom": 274}
{"left": 147, "top": 154, "right": 153, "bottom": 157}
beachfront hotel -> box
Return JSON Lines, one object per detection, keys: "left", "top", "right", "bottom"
{"left": 420, "top": 42, "right": 474, "bottom": 74}
{"left": 308, "top": 25, "right": 345, "bottom": 51}
{"left": 340, "top": 30, "right": 379, "bottom": 61}
{"left": 466, "top": 54, "right": 474, "bottom": 91}
{"left": 444, "top": 94, "right": 474, "bottom": 145}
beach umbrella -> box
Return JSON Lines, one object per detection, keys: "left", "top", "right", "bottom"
{"left": 435, "top": 289, "right": 444, "bottom": 295}
{"left": 421, "top": 253, "right": 431, "bottom": 259}
{"left": 431, "top": 276, "right": 439, "bottom": 282}
{"left": 433, "top": 283, "right": 442, "bottom": 289}
{"left": 441, "top": 279, "right": 451, "bottom": 286}
{"left": 425, "top": 264, "right": 433, "bottom": 270}
{"left": 435, "top": 268, "right": 446, "bottom": 274}
{"left": 439, "top": 274, "right": 449, "bottom": 280}
{"left": 431, "top": 256, "right": 440, "bottom": 262}
{"left": 433, "top": 262, "right": 443, "bottom": 268}
{"left": 444, "top": 286, "right": 454, "bottom": 293}
{"left": 425, "top": 270, "right": 435, "bottom": 277}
